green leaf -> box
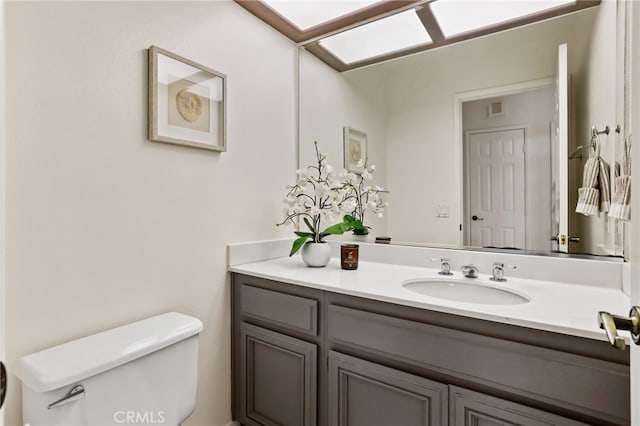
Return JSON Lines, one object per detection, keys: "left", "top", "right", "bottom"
{"left": 294, "top": 231, "right": 314, "bottom": 238}
{"left": 303, "top": 217, "right": 315, "bottom": 233}
{"left": 341, "top": 215, "right": 356, "bottom": 232}
{"left": 290, "top": 235, "right": 312, "bottom": 256}
{"left": 319, "top": 221, "right": 350, "bottom": 239}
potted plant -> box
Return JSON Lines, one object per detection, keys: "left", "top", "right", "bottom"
{"left": 277, "top": 142, "right": 354, "bottom": 267}
{"left": 342, "top": 162, "right": 388, "bottom": 237}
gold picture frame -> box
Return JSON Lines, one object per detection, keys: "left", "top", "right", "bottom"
{"left": 343, "top": 127, "right": 367, "bottom": 174}
{"left": 148, "top": 46, "right": 227, "bottom": 151}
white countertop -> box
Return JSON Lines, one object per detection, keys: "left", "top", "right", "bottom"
{"left": 230, "top": 256, "right": 630, "bottom": 343}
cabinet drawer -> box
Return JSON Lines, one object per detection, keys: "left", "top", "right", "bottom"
{"left": 450, "top": 386, "right": 588, "bottom": 426}
{"left": 240, "top": 284, "right": 318, "bottom": 336}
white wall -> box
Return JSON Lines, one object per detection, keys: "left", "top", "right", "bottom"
{"left": 299, "top": 49, "right": 388, "bottom": 237}
{"left": 462, "top": 88, "right": 555, "bottom": 252}
{"left": 572, "top": 0, "right": 621, "bottom": 256}
{"left": 4, "top": 2, "right": 296, "bottom": 425}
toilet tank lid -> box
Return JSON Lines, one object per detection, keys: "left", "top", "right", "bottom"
{"left": 15, "top": 312, "right": 203, "bottom": 393}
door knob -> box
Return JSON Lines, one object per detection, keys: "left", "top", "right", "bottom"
{"left": 598, "top": 307, "right": 640, "bottom": 350}
{"left": 0, "top": 361, "right": 6, "bottom": 409}
{"left": 471, "top": 215, "right": 484, "bottom": 221}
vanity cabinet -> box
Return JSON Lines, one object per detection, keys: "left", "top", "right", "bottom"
{"left": 233, "top": 275, "right": 324, "bottom": 426}
{"left": 232, "top": 273, "right": 630, "bottom": 426}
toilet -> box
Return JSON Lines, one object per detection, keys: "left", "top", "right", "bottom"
{"left": 15, "top": 312, "right": 203, "bottom": 426}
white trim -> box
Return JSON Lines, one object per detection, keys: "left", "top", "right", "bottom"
{"left": 628, "top": 0, "right": 640, "bottom": 423}
{"left": 453, "top": 78, "right": 554, "bottom": 247}
{"left": 557, "top": 44, "right": 569, "bottom": 253}
{"left": 0, "top": 0, "right": 6, "bottom": 423}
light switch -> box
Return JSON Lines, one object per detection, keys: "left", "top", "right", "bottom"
{"left": 435, "top": 203, "right": 450, "bottom": 218}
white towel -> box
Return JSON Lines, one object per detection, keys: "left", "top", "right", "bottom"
{"left": 576, "top": 155, "right": 610, "bottom": 216}
{"left": 609, "top": 135, "right": 631, "bottom": 221}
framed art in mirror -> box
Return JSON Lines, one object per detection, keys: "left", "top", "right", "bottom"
{"left": 148, "top": 45, "right": 227, "bottom": 151}
{"left": 344, "top": 126, "right": 367, "bottom": 174}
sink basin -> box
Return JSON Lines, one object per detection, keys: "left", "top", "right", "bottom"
{"left": 402, "top": 279, "right": 529, "bottom": 305}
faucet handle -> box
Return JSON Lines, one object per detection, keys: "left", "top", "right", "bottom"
{"left": 431, "top": 258, "right": 453, "bottom": 276}
{"left": 490, "top": 262, "right": 516, "bottom": 282}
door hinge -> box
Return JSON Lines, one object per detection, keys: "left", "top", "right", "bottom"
{"left": 459, "top": 224, "right": 462, "bottom": 231}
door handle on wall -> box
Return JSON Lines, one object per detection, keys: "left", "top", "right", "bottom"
{"left": 598, "top": 307, "right": 640, "bottom": 350}
{"left": 551, "top": 235, "right": 580, "bottom": 244}
{"left": 471, "top": 215, "right": 484, "bottom": 221}
{"left": 0, "top": 361, "right": 6, "bottom": 409}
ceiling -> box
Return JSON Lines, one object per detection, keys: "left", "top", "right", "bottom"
{"left": 235, "top": 0, "right": 600, "bottom": 71}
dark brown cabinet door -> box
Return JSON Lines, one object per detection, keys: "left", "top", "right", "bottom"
{"left": 328, "top": 351, "right": 448, "bottom": 426}
{"left": 449, "top": 386, "right": 588, "bottom": 426}
{"left": 240, "top": 322, "right": 317, "bottom": 426}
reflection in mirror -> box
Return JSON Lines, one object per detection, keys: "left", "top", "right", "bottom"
{"left": 462, "top": 87, "right": 554, "bottom": 252}
{"left": 299, "top": 1, "right": 628, "bottom": 258}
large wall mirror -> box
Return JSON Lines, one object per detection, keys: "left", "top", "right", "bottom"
{"left": 299, "top": 0, "right": 631, "bottom": 259}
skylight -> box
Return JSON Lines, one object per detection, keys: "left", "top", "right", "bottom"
{"left": 430, "top": 0, "right": 577, "bottom": 37}
{"left": 263, "top": 0, "right": 382, "bottom": 30}
{"left": 319, "top": 9, "right": 432, "bottom": 65}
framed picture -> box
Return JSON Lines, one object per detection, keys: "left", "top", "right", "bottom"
{"left": 343, "top": 127, "right": 367, "bottom": 174}
{"left": 148, "top": 45, "right": 227, "bottom": 151}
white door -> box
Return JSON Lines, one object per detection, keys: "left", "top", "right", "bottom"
{"left": 629, "top": 2, "right": 640, "bottom": 423}
{"left": 602, "top": 2, "right": 640, "bottom": 422}
{"left": 467, "top": 129, "right": 525, "bottom": 249}
{"left": 0, "top": 0, "right": 6, "bottom": 422}
{"left": 553, "top": 43, "right": 570, "bottom": 253}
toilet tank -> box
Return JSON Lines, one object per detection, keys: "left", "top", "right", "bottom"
{"left": 15, "top": 312, "right": 203, "bottom": 426}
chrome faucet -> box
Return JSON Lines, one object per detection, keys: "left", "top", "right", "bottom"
{"left": 432, "top": 258, "right": 453, "bottom": 276}
{"left": 490, "top": 262, "right": 516, "bottom": 282}
{"left": 461, "top": 264, "right": 479, "bottom": 278}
